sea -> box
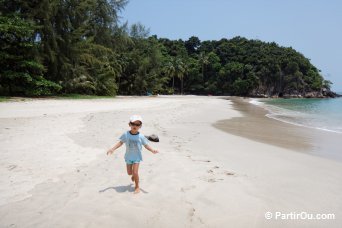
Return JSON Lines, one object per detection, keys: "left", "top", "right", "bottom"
{"left": 250, "top": 95, "right": 342, "bottom": 134}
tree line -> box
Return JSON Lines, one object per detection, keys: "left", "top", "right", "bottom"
{"left": 0, "top": 0, "right": 333, "bottom": 97}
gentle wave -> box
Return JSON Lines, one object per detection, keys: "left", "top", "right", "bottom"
{"left": 265, "top": 113, "right": 342, "bottom": 134}
{"left": 249, "top": 98, "right": 342, "bottom": 134}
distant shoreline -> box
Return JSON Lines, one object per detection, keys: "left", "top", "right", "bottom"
{"left": 214, "top": 97, "right": 342, "bottom": 161}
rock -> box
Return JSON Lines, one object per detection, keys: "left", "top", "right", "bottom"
{"left": 323, "top": 90, "right": 341, "bottom": 98}
{"left": 283, "top": 94, "right": 302, "bottom": 98}
{"left": 304, "top": 91, "right": 324, "bottom": 98}
{"left": 145, "top": 134, "right": 159, "bottom": 142}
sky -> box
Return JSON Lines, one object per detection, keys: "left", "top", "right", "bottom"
{"left": 120, "top": 0, "right": 342, "bottom": 92}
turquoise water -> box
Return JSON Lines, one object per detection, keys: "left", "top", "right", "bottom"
{"left": 251, "top": 97, "right": 342, "bottom": 134}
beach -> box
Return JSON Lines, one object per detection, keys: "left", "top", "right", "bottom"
{"left": 0, "top": 96, "right": 341, "bottom": 227}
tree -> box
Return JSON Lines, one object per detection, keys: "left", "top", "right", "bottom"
{"left": 130, "top": 23, "right": 150, "bottom": 39}
{"left": 5, "top": 0, "right": 127, "bottom": 95}
{"left": 0, "top": 14, "right": 61, "bottom": 95}
{"left": 198, "top": 52, "right": 209, "bottom": 81}
{"left": 185, "top": 36, "right": 201, "bottom": 55}
{"left": 323, "top": 80, "right": 332, "bottom": 90}
{"left": 164, "top": 59, "right": 176, "bottom": 93}
{"left": 174, "top": 58, "right": 187, "bottom": 95}
{"left": 0, "top": 1, "right": 331, "bottom": 97}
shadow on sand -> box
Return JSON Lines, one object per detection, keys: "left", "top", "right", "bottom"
{"left": 99, "top": 184, "right": 148, "bottom": 194}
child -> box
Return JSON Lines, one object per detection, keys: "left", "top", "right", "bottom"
{"left": 106, "top": 115, "right": 158, "bottom": 194}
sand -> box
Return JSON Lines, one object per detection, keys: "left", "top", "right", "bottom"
{"left": 215, "top": 97, "right": 342, "bottom": 161}
{"left": 0, "top": 96, "right": 341, "bottom": 227}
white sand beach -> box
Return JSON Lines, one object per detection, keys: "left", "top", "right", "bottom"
{"left": 0, "top": 96, "right": 341, "bottom": 227}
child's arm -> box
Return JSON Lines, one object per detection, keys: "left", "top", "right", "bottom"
{"left": 107, "top": 141, "right": 124, "bottom": 155}
{"left": 144, "top": 144, "right": 159, "bottom": 154}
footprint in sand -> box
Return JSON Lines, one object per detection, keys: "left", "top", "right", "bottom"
{"left": 87, "top": 115, "right": 94, "bottom": 121}
{"left": 199, "top": 176, "right": 217, "bottom": 183}
{"left": 186, "top": 155, "right": 211, "bottom": 163}
{"left": 7, "top": 165, "right": 17, "bottom": 171}
{"left": 180, "top": 185, "right": 196, "bottom": 192}
{"left": 175, "top": 145, "right": 182, "bottom": 151}
{"left": 222, "top": 170, "right": 235, "bottom": 176}
{"left": 185, "top": 201, "right": 204, "bottom": 224}
{"left": 207, "top": 168, "right": 235, "bottom": 176}
{"left": 188, "top": 207, "right": 195, "bottom": 220}
{"left": 199, "top": 172, "right": 233, "bottom": 183}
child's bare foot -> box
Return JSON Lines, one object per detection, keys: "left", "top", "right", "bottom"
{"left": 131, "top": 175, "right": 135, "bottom": 182}
{"left": 134, "top": 187, "right": 140, "bottom": 194}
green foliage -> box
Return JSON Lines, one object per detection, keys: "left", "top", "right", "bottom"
{"left": 0, "top": 14, "right": 61, "bottom": 96}
{"left": 185, "top": 36, "right": 201, "bottom": 54}
{"left": 0, "top": 1, "right": 331, "bottom": 97}
{"left": 0, "top": 96, "right": 10, "bottom": 102}
{"left": 57, "top": 94, "right": 114, "bottom": 99}
{"left": 232, "top": 78, "right": 250, "bottom": 95}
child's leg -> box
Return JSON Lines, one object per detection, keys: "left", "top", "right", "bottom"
{"left": 126, "top": 164, "right": 134, "bottom": 181}
{"left": 132, "top": 163, "right": 140, "bottom": 193}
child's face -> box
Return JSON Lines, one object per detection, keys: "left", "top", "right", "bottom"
{"left": 129, "top": 121, "right": 142, "bottom": 132}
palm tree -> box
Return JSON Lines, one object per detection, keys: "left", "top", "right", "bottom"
{"left": 198, "top": 52, "right": 209, "bottom": 80}
{"left": 164, "top": 58, "right": 187, "bottom": 94}
{"left": 175, "top": 58, "right": 187, "bottom": 95}
{"left": 164, "top": 59, "right": 176, "bottom": 93}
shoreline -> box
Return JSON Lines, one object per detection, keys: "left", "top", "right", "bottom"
{"left": 214, "top": 97, "right": 342, "bottom": 162}
{"left": 251, "top": 97, "right": 342, "bottom": 135}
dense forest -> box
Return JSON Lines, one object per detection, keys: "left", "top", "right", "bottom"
{"left": 0, "top": 0, "right": 336, "bottom": 97}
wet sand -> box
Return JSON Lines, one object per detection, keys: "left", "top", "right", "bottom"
{"left": 214, "top": 97, "right": 342, "bottom": 161}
